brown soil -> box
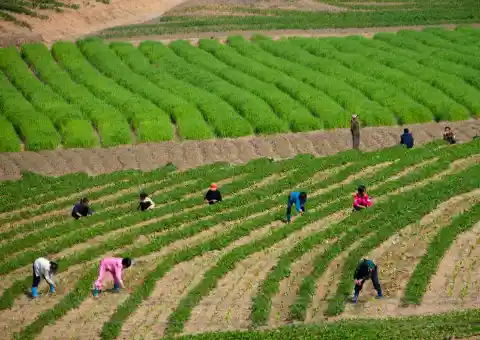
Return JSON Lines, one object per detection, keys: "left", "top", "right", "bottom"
{"left": 2, "top": 121, "right": 478, "bottom": 182}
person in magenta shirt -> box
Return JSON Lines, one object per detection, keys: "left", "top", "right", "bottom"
{"left": 92, "top": 257, "right": 132, "bottom": 297}
{"left": 353, "top": 185, "right": 372, "bottom": 211}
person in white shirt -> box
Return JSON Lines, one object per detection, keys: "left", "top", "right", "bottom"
{"left": 138, "top": 192, "right": 155, "bottom": 211}
{"left": 32, "top": 257, "right": 58, "bottom": 298}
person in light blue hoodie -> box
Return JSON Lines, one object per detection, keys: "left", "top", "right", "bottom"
{"left": 286, "top": 191, "right": 307, "bottom": 223}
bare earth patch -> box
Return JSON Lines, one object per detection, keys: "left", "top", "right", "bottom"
{"left": 2, "top": 121, "right": 478, "bottom": 182}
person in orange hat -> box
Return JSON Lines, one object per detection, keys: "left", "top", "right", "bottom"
{"left": 204, "top": 183, "right": 222, "bottom": 205}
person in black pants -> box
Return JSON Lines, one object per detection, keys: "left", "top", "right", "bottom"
{"left": 204, "top": 183, "right": 222, "bottom": 205}
{"left": 352, "top": 258, "right": 383, "bottom": 303}
{"left": 71, "top": 197, "right": 93, "bottom": 219}
{"left": 138, "top": 192, "right": 155, "bottom": 211}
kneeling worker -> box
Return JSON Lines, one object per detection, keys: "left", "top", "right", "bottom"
{"left": 352, "top": 258, "right": 382, "bottom": 303}
{"left": 205, "top": 183, "right": 222, "bottom": 205}
{"left": 138, "top": 192, "right": 155, "bottom": 211}
{"left": 71, "top": 197, "right": 93, "bottom": 219}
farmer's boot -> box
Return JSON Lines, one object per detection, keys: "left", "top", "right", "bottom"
{"left": 92, "top": 287, "right": 100, "bottom": 297}
{"left": 31, "top": 287, "right": 39, "bottom": 298}
{"left": 376, "top": 289, "right": 383, "bottom": 299}
{"left": 49, "top": 284, "right": 55, "bottom": 293}
{"left": 113, "top": 283, "right": 120, "bottom": 293}
{"left": 352, "top": 292, "right": 359, "bottom": 303}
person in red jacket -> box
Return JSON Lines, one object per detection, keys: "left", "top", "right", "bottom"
{"left": 353, "top": 185, "right": 372, "bottom": 211}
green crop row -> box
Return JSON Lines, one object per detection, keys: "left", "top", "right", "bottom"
{"left": 257, "top": 36, "right": 432, "bottom": 126}
{"left": 138, "top": 41, "right": 289, "bottom": 134}
{"left": 0, "top": 67, "right": 60, "bottom": 151}
{"left": 169, "top": 39, "right": 322, "bottom": 132}
{"left": 109, "top": 42, "right": 253, "bottom": 138}
{"left": 197, "top": 38, "right": 346, "bottom": 126}
{"left": 295, "top": 36, "right": 471, "bottom": 121}
{"left": 251, "top": 35, "right": 395, "bottom": 127}
{"left": 77, "top": 39, "right": 214, "bottom": 140}
{"left": 353, "top": 33, "right": 480, "bottom": 92}
{"left": 425, "top": 27, "right": 480, "bottom": 47}
{"left": 0, "top": 47, "right": 98, "bottom": 148}
{"left": 292, "top": 151, "right": 480, "bottom": 320}
{"left": 403, "top": 201, "right": 480, "bottom": 305}
{"left": 0, "top": 114, "right": 20, "bottom": 152}
{"left": 21, "top": 43, "right": 132, "bottom": 147}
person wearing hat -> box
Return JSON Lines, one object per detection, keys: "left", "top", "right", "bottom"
{"left": 400, "top": 128, "right": 414, "bottom": 149}
{"left": 204, "top": 183, "right": 222, "bottom": 205}
{"left": 353, "top": 185, "right": 372, "bottom": 211}
{"left": 352, "top": 258, "right": 383, "bottom": 303}
{"left": 350, "top": 114, "right": 360, "bottom": 150}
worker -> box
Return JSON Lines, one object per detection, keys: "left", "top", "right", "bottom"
{"left": 32, "top": 257, "right": 58, "bottom": 298}
{"left": 204, "top": 183, "right": 222, "bottom": 205}
{"left": 71, "top": 197, "right": 93, "bottom": 219}
{"left": 350, "top": 114, "right": 360, "bottom": 150}
{"left": 353, "top": 185, "right": 372, "bottom": 211}
{"left": 286, "top": 191, "right": 307, "bottom": 223}
{"left": 443, "top": 126, "right": 457, "bottom": 144}
{"left": 352, "top": 258, "right": 383, "bottom": 303}
{"left": 400, "top": 128, "right": 414, "bottom": 148}
{"left": 138, "top": 192, "right": 155, "bottom": 211}
{"left": 92, "top": 257, "right": 132, "bottom": 297}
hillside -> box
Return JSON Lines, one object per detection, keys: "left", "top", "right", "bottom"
{"left": 0, "top": 139, "right": 479, "bottom": 339}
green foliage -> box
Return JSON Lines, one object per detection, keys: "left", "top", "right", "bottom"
{"left": 0, "top": 114, "right": 20, "bottom": 151}
{"left": 0, "top": 47, "right": 97, "bottom": 148}
{"left": 138, "top": 41, "right": 289, "bottom": 134}
{"left": 21, "top": 43, "right": 132, "bottom": 147}
{"left": 169, "top": 39, "right": 322, "bottom": 132}
{"left": 109, "top": 42, "right": 253, "bottom": 138}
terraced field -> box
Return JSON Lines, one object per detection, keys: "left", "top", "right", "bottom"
{"left": 0, "top": 139, "right": 479, "bottom": 340}
{"left": 1, "top": 26, "right": 480, "bottom": 153}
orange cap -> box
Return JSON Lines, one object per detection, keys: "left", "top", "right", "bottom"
{"left": 210, "top": 183, "right": 217, "bottom": 190}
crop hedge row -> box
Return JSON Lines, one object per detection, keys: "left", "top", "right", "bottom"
{"left": 355, "top": 35, "right": 480, "bottom": 92}
{"left": 425, "top": 27, "right": 480, "bottom": 47}
{"left": 0, "top": 47, "right": 98, "bottom": 148}
{"left": 21, "top": 43, "right": 132, "bottom": 147}
{"left": 309, "top": 36, "right": 472, "bottom": 121}
{"left": 169, "top": 39, "right": 322, "bottom": 132}
{"left": 0, "top": 114, "right": 20, "bottom": 152}
{"left": 265, "top": 37, "right": 432, "bottom": 126}
{"left": 197, "top": 38, "right": 346, "bottom": 126}
{"left": 77, "top": 39, "right": 214, "bottom": 140}
{"left": 138, "top": 41, "right": 289, "bottom": 134}
{"left": 0, "top": 71, "right": 60, "bottom": 150}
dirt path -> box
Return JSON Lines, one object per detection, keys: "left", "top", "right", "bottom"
{"left": 1, "top": 121, "right": 479, "bottom": 182}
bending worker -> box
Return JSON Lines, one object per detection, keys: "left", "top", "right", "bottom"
{"left": 353, "top": 258, "right": 383, "bottom": 303}
{"left": 286, "top": 191, "right": 307, "bottom": 223}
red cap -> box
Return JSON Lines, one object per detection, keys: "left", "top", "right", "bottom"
{"left": 210, "top": 183, "right": 217, "bottom": 190}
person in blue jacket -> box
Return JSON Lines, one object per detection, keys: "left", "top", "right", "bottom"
{"left": 400, "top": 128, "right": 414, "bottom": 149}
{"left": 286, "top": 191, "right": 307, "bottom": 223}
{"left": 71, "top": 197, "right": 93, "bottom": 219}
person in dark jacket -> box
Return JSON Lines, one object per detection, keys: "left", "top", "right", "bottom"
{"left": 352, "top": 258, "right": 383, "bottom": 303}
{"left": 443, "top": 126, "right": 457, "bottom": 144}
{"left": 400, "top": 128, "right": 414, "bottom": 149}
{"left": 71, "top": 198, "right": 93, "bottom": 219}
{"left": 137, "top": 192, "right": 155, "bottom": 211}
{"left": 286, "top": 191, "right": 307, "bottom": 223}
{"left": 350, "top": 114, "right": 360, "bottom": 150}
{"left": 204, "top": 183, "right": 222, "bottom": 205}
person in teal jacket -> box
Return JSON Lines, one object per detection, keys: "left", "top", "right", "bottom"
{"left": 286, "top": 191, "right": 307, "bottom": 223}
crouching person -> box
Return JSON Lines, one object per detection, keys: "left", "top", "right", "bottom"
{"left": 352, "top": 258, "right": 382, "bottom": 303}
{"left": 353, "top": 185, "right": 372, "bottom": 211}
{"left": 93, "top": 257, "right": 132, "bottom": 297}
{"left": 138, "top": 192, "right": 155, "bottom": 211}
{"left": 32, "top": 257, "right": 58, "bottom": 298}
{"left": 205, "top": 183, "right": 222, "bottom": 205}
{"left": 71, "top": 197, "right": 93, "bottom": 219}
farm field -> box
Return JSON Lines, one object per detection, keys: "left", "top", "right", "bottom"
{"left": 0, "top": 139, "right": 479, "bottom": 340}
{"left": 1, "top": 26, "right": 480, "bottom": 153}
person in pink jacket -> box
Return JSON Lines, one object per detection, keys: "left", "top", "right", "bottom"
{"left": 353, "top": 185, "right": 372, "bottom": 211}
{"left": 92, "top": 257, "right": 132, "bottom": 297}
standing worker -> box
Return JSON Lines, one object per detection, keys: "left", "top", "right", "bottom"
{"left": 352, "top": 258, "right": 383, "bottom": 303}
{"left": 286, "top": 191, "right": 307, "bottom": 223}
{"left": 400, "top": 128, "right": 414, "bottom": 149}
{"left": 31, "top": 257, "right": 58, "bottom": 298}
{"left": 204, "top": 183, "right": 222, "bottom": 205}
{"left": 92, "top": 257, "right": 132, "bottom": 297}
{"left": 351, "top": 114, "right": 360, "bottom": 150}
